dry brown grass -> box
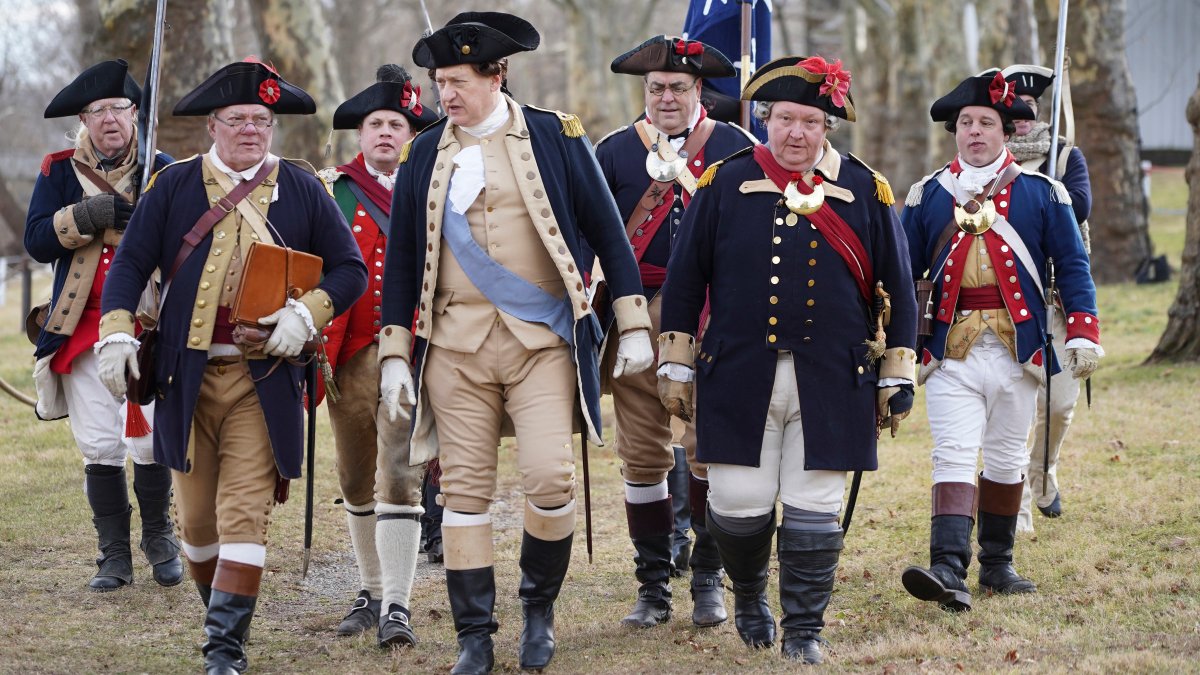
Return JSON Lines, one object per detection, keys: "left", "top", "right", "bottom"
{"left": 0, "top": 172, "right": 1197, "bottom": 673}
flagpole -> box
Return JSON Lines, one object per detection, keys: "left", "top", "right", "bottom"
{"left": 740, "top": 0, "right": 753, "bottom": 128}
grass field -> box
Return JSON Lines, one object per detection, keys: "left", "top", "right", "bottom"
{"left": 0, "top": 169, "right": 1196, "bottom": 674}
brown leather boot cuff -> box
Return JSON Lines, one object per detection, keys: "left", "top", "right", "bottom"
{"left": 931, "top": 482, "right": 977, "bottom": 518}
{"left": 187, "top": 556, "right": 218, "bottom": 587}
{"left": 978, "top": 475, "right": 1024, "bottom": 516}
{"left": 212, "top": 559, "right": 263, "bottom": 597}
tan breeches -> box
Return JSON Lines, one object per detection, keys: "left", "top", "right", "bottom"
{"left": 606, "top": 293, "right": 707, "bottom": 483}
{"left": 327, "top": 345, "right": 424, "bottom": 508}
{"left": 174, "top": 363, "right": 277, "bottom": 547}
{"left": 423, "top": 320, "right": 577, "bottom": 514}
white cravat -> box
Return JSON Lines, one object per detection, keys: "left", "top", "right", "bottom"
{"left": 207, "top": 146, "right": 279, "bottom": 202}
{"left": 365, "top": 161, "right": 397, "bottom": 192}
{"left": 955, "top": 150, "right": 1007, "bottom": 196}
{"left": 449, "top": 97, "right": 511, "bottom": 214}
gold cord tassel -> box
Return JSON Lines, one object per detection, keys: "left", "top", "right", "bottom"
{"left": 558, "top": 112, "right": 585, "bottom": 138}
{"left": 318, "top": 342, "right": 340, "bottom": 403}
{"left": 873, "top": 171, "right": 895, "bottom": 206}
{"left": 323, "top": 128, "right": 334, "bottom": 160}
{"left": 697, "top": 163, "right": 720, "bottom": 189}
{"left": 398, "top": 140, "right": 412, "bottom": 164}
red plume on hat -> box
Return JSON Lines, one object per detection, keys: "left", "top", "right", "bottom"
{"left": 797, "top": 56, "right": 851, "bottom": 109}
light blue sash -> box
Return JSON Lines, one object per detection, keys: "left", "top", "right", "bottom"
{"left": 441, "top": 202, "right": 576, "bottom": 347}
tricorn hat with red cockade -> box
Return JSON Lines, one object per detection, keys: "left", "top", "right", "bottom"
{"left": 930, "top": 69, "right": 1035, "bottom": 123}
{"left": 610, "top": 35, "right": 735, "bottom": 78}
{"left": 740, "top": 55, "right": 856, "bottom": 121}
{"left": 333, "top": 64, "right": 439, "bottom": 131}
{"left": 173, "top": 58, "right": 315, "bottom": 116}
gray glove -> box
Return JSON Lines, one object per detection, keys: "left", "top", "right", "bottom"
{"left": 97, "top": 338, "right": 139, "bottom": 400}
{"left": 71, "top": 194, "right": 129, "bottom": 235}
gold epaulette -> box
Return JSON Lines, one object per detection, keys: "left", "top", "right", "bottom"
{"left": 697, "top": 162, "right": 722, "bottom": 189}
{"left": 283, "top": 157, "right": 318, "bottom": 175}
{"left": 398, "top": 139, "right": 413, "bottom": 164}
{"left": 848, "top": 153, "right": 894, "bottom": 206}
{"left": 528, "top": 105, "right": 586, "bottom": 138}
{"left": 145, "top": 153, "right": 202, "bottom": 192}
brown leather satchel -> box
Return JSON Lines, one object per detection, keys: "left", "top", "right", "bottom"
{"left": 229, "top": 241, "right": 323, "bottom": 354}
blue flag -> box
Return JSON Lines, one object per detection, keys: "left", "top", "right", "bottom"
{"left": 683, "top": 0, "right": 772, "bottom": 138}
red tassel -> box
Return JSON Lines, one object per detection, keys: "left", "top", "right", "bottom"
{"left": 125, "top": 400, "right": 152, "bottom": 438}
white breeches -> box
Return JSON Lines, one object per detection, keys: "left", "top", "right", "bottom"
{"left": 925, "top": 331, "right": 1038, "bottom": 486}
{"left": 709, "top": 353, "right": 847, "bottom": 517}
{"left": 60, "top": 350, "right": 155, "bottom": 466}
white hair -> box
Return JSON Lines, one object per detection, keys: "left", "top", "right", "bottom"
{"left": 752, "top": 100, "right": 841, "bottom": 132}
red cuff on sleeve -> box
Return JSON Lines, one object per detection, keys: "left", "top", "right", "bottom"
{"left": 1064, "top": 312, "right": 1100, "bottom": 343}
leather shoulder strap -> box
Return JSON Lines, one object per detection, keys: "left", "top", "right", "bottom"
{"left": 166, "top": 157, "right": 278, "bottom": 282}
{"left": 73, "top": 161, "right": 122, "bottom": 198}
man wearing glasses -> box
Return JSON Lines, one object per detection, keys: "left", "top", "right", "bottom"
{"left": 96, "top": 59, "right": 366, "bottom": 673}
{"left": 594, "top": 35, "right": 755, "bottom": 630}
{"left": 26, "top": 59, "right": 180, "bottom": 594}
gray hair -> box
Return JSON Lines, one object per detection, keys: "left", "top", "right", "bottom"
{"left": 752, "top": 101, "right": 841, "bottom": 132}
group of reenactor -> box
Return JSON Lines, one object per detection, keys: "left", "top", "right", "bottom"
{"left": 26, "top": 9, "right": 1100, "bottom": 675}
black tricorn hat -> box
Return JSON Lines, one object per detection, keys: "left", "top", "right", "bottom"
{"left": 412, "top": 11, "right": 539, "bottom": 69}
{"left": 930, "top": 69, "right": 1035, "bottom": 123}
{"left": 173, "top": 59, "right": 316, "bottom": 116}
{"left": 333, "top": 65, "right": 439, "bottom": 131}
{"left": 1001, "top": 64, "right": 1054, "bottom": 100}
{"left": 610, "top": 35, "right": 735, "bottom": 78}
{"left": 740, "top": 55, "right": 857, "bottom": 121}
{"left": 44, "top": 59, "right": 141, "bottom": 118}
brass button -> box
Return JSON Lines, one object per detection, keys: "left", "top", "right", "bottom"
{"left": 769, "top": 296, "right": 778, "bottom": 305}
{"left": 810, "top": 240, "right": 818, "bottom": 249}
{"left": 772, "top": 256, "right": 780, "bottom": 264}
{"left": 806, "top": 299, "right": 815, "bottom": 307}
{"left": 767, "top": 334, "right": 777, "bottom": 343}
{"left": 197, "top": 299, "right": 207, "bottom": 308}
{"left": 771, "top": 276, "right": 779, "bottom": 285}
{"left": 773, "top": 236, "right": 782, "bottom": 244}
{"left": 808, "top": 259, "right": 817, "bottom": 266}
{"left": 193, "top": 318, "right": 204, "bottom": 327}
{"left": 857, "top": 366, "right": 865, "bottom": 374}
{"left": 212, "top": 249, "right": 222, "bottom": 256}
{"left": 206, "top": 265, "right": 216, "bottom": 273}
{"left": 190, "top": 337, "right": 201, "bottom": 345}
{"left": 200, "top": 282, "right": 211, "bottom": 290}
{"left": 768, "top": 317, "right": 778, "bottom": 325}
{"left": 808, "top": 280, "right": 815, "bottom": 287}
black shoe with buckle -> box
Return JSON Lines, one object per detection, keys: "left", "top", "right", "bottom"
{"left": 337, "top": 590, "right": 381, "bottom": 637}
{"left": 378, "top": 603, "right": 418, "bottom": 648}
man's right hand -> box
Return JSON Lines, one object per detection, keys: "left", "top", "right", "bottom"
{"left": 97, "top": 337, "right": 139, "bottom": 400}
{"left": 380, "top": 358, "right": 417, "bottom": 422}
{"left": 656, "top": 363, "right": 694, "bottom": 422}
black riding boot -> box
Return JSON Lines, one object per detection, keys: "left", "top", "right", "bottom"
{"left": 667, "top": 445, "right": 692, "bottom": 576}
{"left": 777, "top": 528, "right": 843, "bottom": 664}
{"left": 707, "top": 506, "right": 776, "bottom": 648}
{"left": 518, "top": 531, "right": 573, "bottom": 671}
{"left": 688, "top": 475, "right": 727, "bottom": 627}
{"left": 133, "top": 462, "right": 184, "bottom": 586}
{"left": 621, "top": 498, "right": 674, "bottom": 628}
{"left": 447, "top": 566, "right": 498, "bottom": 675}
{"left": 977, "top": 476, "right": 1037, "bottom": 594}
{"left": 902, "top": 482, "right": 975, "bottom": 612}
{"left": 85, "top": 464, "right": 133, "bottom": 591}
{"left": 203, "top": 560, "right": 261, "bottom": 675}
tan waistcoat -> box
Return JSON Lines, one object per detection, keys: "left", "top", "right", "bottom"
{"left": 429, "top": 118, "right": 567, "bottom": 353}
{"left": 945, "top": 235, "right": 1017, "bottom": 359}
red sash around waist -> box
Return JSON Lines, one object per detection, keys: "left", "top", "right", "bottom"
{"left": 957, "top": 285, "right": 1005, "bottom": 310}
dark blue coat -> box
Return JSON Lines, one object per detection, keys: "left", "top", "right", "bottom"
{"left": 383, "top": 107, "right": 645, "bottom": 442}
{"left": 594, "top": 121, "right": 755, "bottom": 276}
{"left": 900, "top": 166, "right": 1098, "bottom": 372}
{"left": 25, "top": 150, "right": 173, "bottom": 359}
{"left": 660, "top": 149, "right": 917, "bottom": 471}
{"left": 101, "top": 158, "right": 367, "bottom": 478}
{"left": 1027, "top": 146, "right": 1091, "bottom": 225}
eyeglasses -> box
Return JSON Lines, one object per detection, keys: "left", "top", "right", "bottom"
{"left": 646, "top": 80, "right": 698, "bottom": 97}
{"left": 212, "top": 114, "right": 275, "bottom": 131}
{"left": 82, "top": 103, "right": 134, "bottom": 120}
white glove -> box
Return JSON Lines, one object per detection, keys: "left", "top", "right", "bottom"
{"left": 612, "top": 329, "right": 654, "bottom": 378}
{"left": 258, "top": 304, "right": 314, "bottom": 358}
{"left": 1066, "top": 347, "right": 1100, "bottom": 380}
{"left": 380, "top": 358, "right": 417, "bottom": 422}
{"left": 97, "top": 337, "right": 138, "bottom": 400}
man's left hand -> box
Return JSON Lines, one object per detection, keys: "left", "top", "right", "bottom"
{"left": 876, "top": 383, "right": 914, "bottom": 437}
{"left": 613, "top": 329, "right": 654, "bottom": 378}
{"left": 258, "top": 305, "right": 313, "bottom": 358}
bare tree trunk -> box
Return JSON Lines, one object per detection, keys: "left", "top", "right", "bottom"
{"left": 0, "top": 175, "right": 26, "bottom": 255}
{"left": 1011, "top": 0, "right": 1038, "bottom": 65}
{"left": 1147, "top": 73, "right": 1200, "bottom": 363}
{"left": 1065, "top": 0, "right": 1150, "bottom": 282}
{"left": 247, "top": 0, "right": 347, "bottom": 164}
